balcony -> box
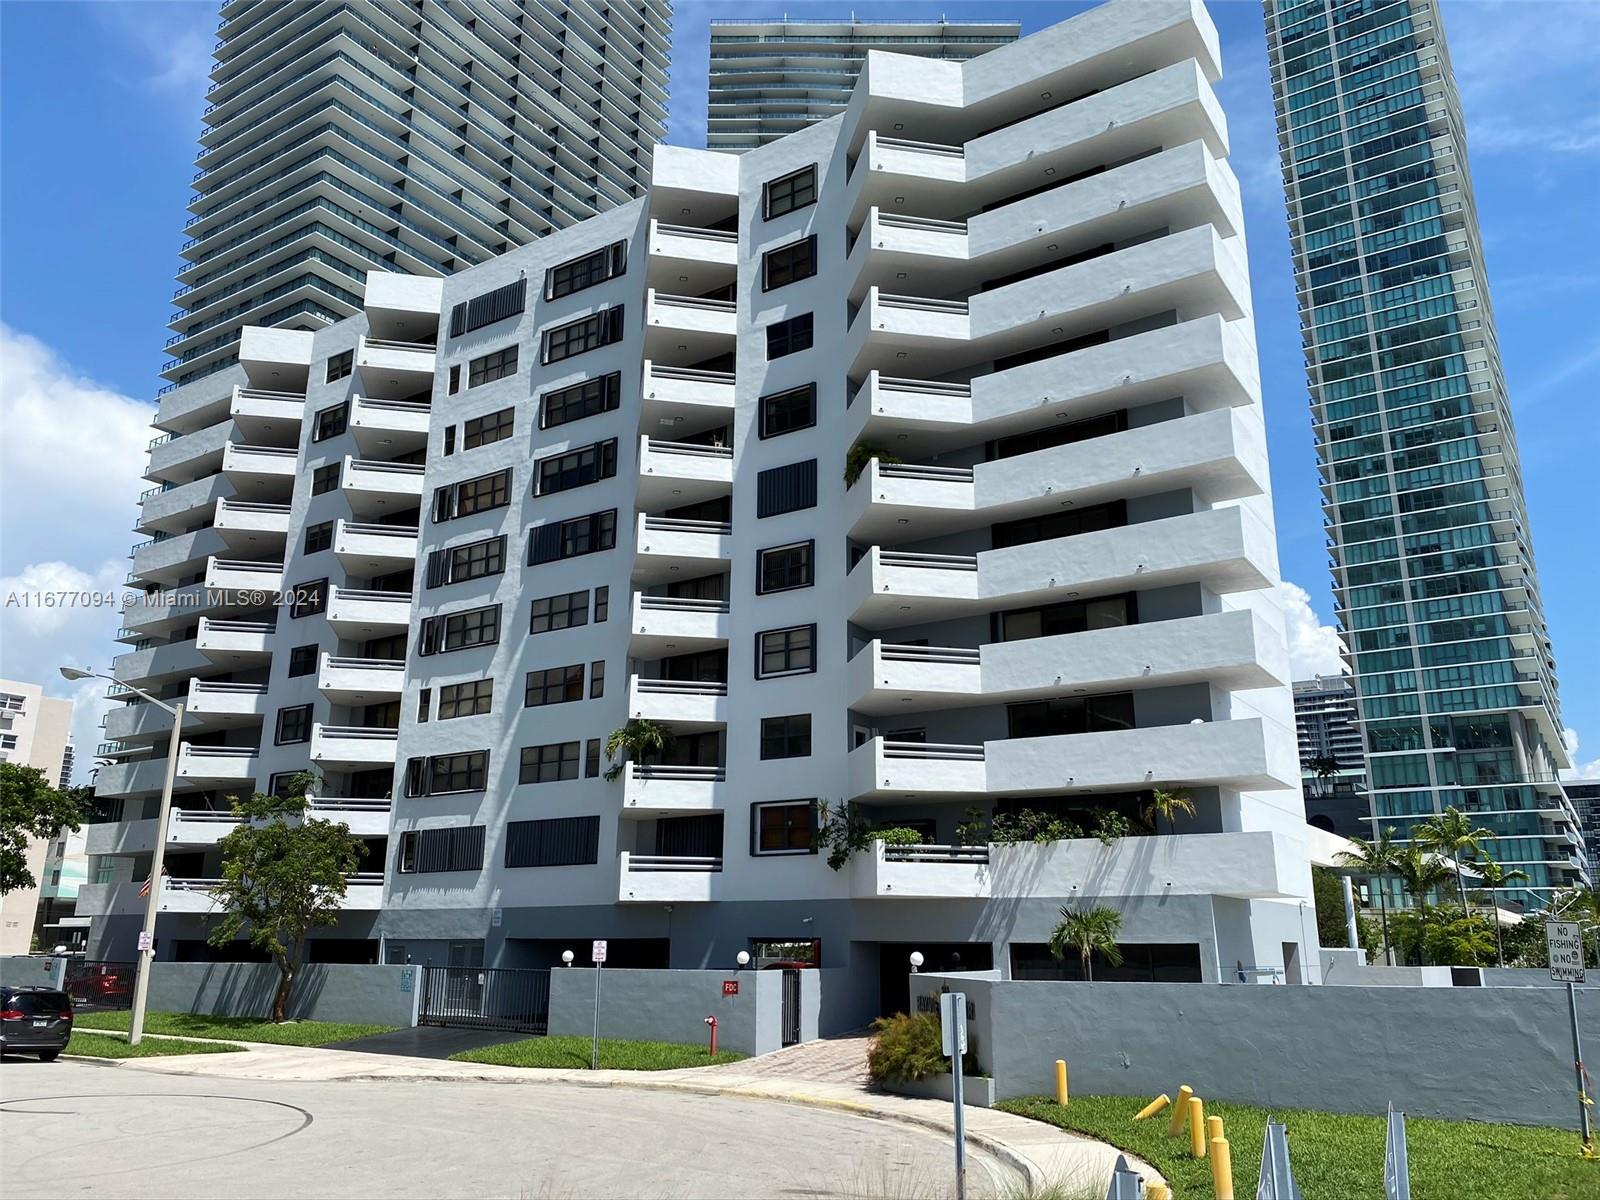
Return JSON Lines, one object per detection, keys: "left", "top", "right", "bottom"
{"left": 195, "top": 616, "right": 274, "bottom": 660}
{"left": 853, "top": 841, "right": 991, "bottom": 899}
{"left": 221, "top": 442, "right": 298, "bottom": 489}
{"left": 848, "top": 738, "right": 987, "bottom": 801}
{"left": 174, "top": 744, "right": 260, "bottom": 787}
{"left": 139, "top": 474, "right": 230, "bottom": 534}
{"left": 620, "top": 763, "right": 725, "bottom": 816}
{"left": 618, "top": 852, "right": 723, "bottom": 903}
{"left": 356, "top": 334, "right": 436, "bottom": 385}
{"left": 146, "top": 419, "right": 230, "bottom": 485}
{"left": 846, "top": 132, "right": 967, "bottom": 221}
{"left": 112, "top": 638, "right": 209, "bottom": 687}
{"left": 630, "top": 594, "right": 729, "bottom": 658}
{"left": 626, "top": 676, "right": 728, "bottom": 730}
{"left": 846, "top": 505, "right": 1278, "bottom": 630}
{"left": 641, "top": 361, "right": 735, "bottom": 431}
{"left": 646, "top": 220, "right": 738, "bottom": 295}
{"left": 168, "top": 809, "right": 245, "bottom": 847}
{"left": 349, "top": 395, "right": 431, "bottom": 455}
{"left": 326, "top": 587, "right": 413, "bottom": 637}
{"left": 633, "top": 515, "right": 732, "bottom": 584}
{"left": 307, "top": 797, "right": 392, "bottom": 839}
{"left": 848, "top": 405, "right": 1262, "bottom": 544}
{"left": 131, "top": 527, "right": 227, "bottom": 585}
{"left": 228, "top": 386, "right": 304, "bottom": 441}
{"left": 213, "top": 498, "right": 290, "bottom": 549}
{"left": 333, "top": 519, "right": 418, "bottom": 573}
{"left": 310, "top": 724, "right": 399, "bottom": 770}
{"left": 341, "top": 457, "right": 424, "bottom": 517}
{"left": 185, "top": 680, "right": 269, "bottom": 723}
{"left": 318, "top": 654, "right": 405, "bottom": 704}
{"left": 847, "top": 610, "right": 1286, "bottom": 714}
{"left": 204, "top": 556, "right": 284, "bottom": 594}
{"left": 644, "top": 290, "right": 736, "bottom": 362}
{"left": 638, "top": 436, "right": 733, "bottom": 508}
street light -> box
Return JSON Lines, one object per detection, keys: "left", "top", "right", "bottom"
{"left": 61, "top": 666, "right": 185, "bottom": 1048}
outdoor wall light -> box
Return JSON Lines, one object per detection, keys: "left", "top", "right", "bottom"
{"left": 561, "top": 950, "right": 575, "bottom": 966}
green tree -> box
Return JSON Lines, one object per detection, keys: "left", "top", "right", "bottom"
{"left": 1392, "top": 845, "right": 1457, "bottom": 908}
{"left": 207, "top": 777, "right": 365, "bottom": 1021}
{"left": 1390, "top": 905, "right": 1498, "bottom": 967}
{"left": 602, "top": 718, "right": 672, "bottom": 782}
{"left": 1466, "top": 856, "right": 1529, "bottom": 967}
{"left": 1412, "top": 806, "right": 1493, "bottom": 912}
{"left": 0, "top": 763, "right": 83, "bottom": 895}
{"left": 1141, "top": 787, "right": 1195, "bottom": 835}
{"left": 1048, "top": 905, "right": 1124, "bottom": 982}
{"left": 1311, "top": 866, "right": 1379, "bottom": 959}
{"left": 843, "top": 439, "right": 903, "bottom": 487}
{"left": 1302, "top": 755, "right": 1341, "bottom": 797}
{"left": 1335, "top": 828, "right": 1402, "bottom": 962}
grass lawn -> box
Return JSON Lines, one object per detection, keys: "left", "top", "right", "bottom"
{"left": 71, "top": 1010, "right": 396, "bottom": 1047}
{"left": 64, "top": 1030, "right": 244, "bottom": 1058}
{"left": 998, "top": 1095, "right": 1597, "bottom": 1200}
{"left": 450, "top": 1036, "right": 746, "bottom": 1071}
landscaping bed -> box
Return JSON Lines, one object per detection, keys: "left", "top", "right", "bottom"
{"left": 449, "top": 1036, "right": 746, "bottom": 1071}
{"left": 72, "top": 1011, "right": 396, "bottom": 1047}
{"left": 998, "top": 1095, "right": 1597, "bottom": 1200}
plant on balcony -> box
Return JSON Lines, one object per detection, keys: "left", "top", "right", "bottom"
{"left": 815, "top": 801, "right": 907, "bottom": 870}
{"left": 602, "top": 719, "right": 673, "bottom": 783}
{"left": 867, "top": 1010, "right": 980, "bottom": 1084}
{"left": 843, "top": 439, "right": 903, "bottom": 487}
{"left": 1141, "top": 787, "right": 1196, "bottom": 835}
{"left": 872, "top": 827, "right": 926, "bottom": 847}
{"left": 1048, "top": 905, "right": 1124, "bottom": 982}
{"left": 0, "top": 762, "right": 85, "bottom": 895}
{"left": 207, "top": 778, "right": 366, "bottom": 1022}
{"left": 991, "top": 808, "right": 1083, "bottom": 845}
{"left": 1089, "top": 808, "right": 1139, "bottom": 845}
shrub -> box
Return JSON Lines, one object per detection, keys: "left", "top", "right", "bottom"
{"left": 872, "top": 827, "right": 925, "bottom": 846}
{"left": 1088, "top": 808, "right": 1139, "bottom": 845}
{"left": 867, "top": 1011, "right": 980, "bottom": 1085}
{"left": 991, "top": 808, "right": 1082, "bottom": 845}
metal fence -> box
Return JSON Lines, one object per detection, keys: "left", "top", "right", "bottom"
{"left": 418, "top": 965, "right": 550, "bottom": 1034}
{"left": 62, "top": 959, "right": 138, "bottom": 1011}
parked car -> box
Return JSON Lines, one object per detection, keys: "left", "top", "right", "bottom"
{"left": 66, "top": 963, "right": 133, "bottom": 1006}
{"left": 0, "top": 986, "right": 74, "bottom": 1061}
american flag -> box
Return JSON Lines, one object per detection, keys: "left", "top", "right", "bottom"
{"left": 137, "top": 866, "right": 169, "bottom": 898}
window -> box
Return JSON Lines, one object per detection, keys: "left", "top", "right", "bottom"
{"left": 528, "top": 509, "right": 617, "bottom": 565}
{"left": 397, "top": 826, "right": 486, "bottom": 873}
{"left": 313, "top": 402, "right": 348, "bottom": 442}
{"left": 759, "top": 384, "right": 816, "bottom": 438}
{"left": 766, "top": 313, "right": 813, "bottom": 359}
{"left": 760, "top": 714, "right": 812, "bottom": 760}
{"left": 586, "top": 738, "right": 602, "bottom": 778}
{"left": 1006, "top": 693, "right": 1137, "bottom": 739}
{"left": 418, "top": 688, "right": 431, "bottom": 723}
{"left": 992, "top": 500, "right": 1126, "bottom": 549}
{"left": 541, "top": 307, "right": 625, "bottom": 364}
{"left": 753, "top": 801, "right": 815, "bottom": 855}
{"left": 425, "top": 536, "right": 507, "bottom": 588}
{"left": 448, "top": 365, "right": 461, "bottom": 395}
{"left": 463, "top": 407, "right": 514, "bottom": 449}
{"left": 505, "top": 816, "right": 600, "bottom": 868}
{"left": 530, "top": 589, "right": 589, "bottom": 634}
{"left": 541, "top": 373, "right": 621, "bottom": 429}
{"left": 325, "top": 349, "right": 353, "bottom": 382}
{"left": 756, "top": 460, "right": 817, "bottom": 517}
{"left": 519, "top": 741, "right": 580, "bottom": 784}
{"left": 593, "top": 586, "right": 610, "bottom": 622}
{"left": 403, "top": 751, "right": 489, "bottom": 796}
{"left": 545, "top": 241, "right": 627, "bottom": 300}
{"left": 764, "top": 165, "right": 817, "bottom": 219}
{"left": 303, "top": 521, "right": 333, "bottom": 555}
{"left": 763, "top": 235, "right": 817, "bottom": 290}
{"left": 997, "top": 594, "right": 1135, "bottom": 642}
{"left": 418, "top": 604, "right": 501, "bottom": 655}
{"left": 467, "top": 345, "right": 519, "bottom": 388}
{"left": 275, "top": 704, "right": 312, "bottom": 745}
{"left": 268, "top": 772, "right": 305, "bottom": 799}
{"left": 535, "top": 439, "right": 617, "bottom": 495}
{"left": 448, "top": 278, "right": 527, "bottom": 339}
{"left": 312, "top": 463, "right": 340, "bottom": 494}
{"left": 288, "top": 578, "right": 327, "bottom": 619}
{"left": 286, "top": 644, "right": 317, "bottom": 678}
{"left": 758, "top": 541, "right": 813, "bottom": 593}
{"left": 589, "top": 660, "right": 605, "bottom": 699}
{"left": 0, "top": 693, "right": 23, "bottom": 713}
{"left": 438, "top": 679, "right": 493, "bottom": 719}
{"left": 524, "top": 664, "right": 585, "bottom": 708}
{"left": 433, "top": 469, "right": 511, "bottom": 521}
{"left": 757, "top": 624, "right": 816, "bottom": 678}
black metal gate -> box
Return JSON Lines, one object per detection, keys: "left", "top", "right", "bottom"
{"left": 419, "top": 965, "right": 550, "bottom": 1033}
{"left": 781, "top": 968, "right": 801, "bottom": 1046}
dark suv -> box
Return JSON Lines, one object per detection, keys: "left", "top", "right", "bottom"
{"left": 0, "top": 986, "right": 74, "bottom": 1061}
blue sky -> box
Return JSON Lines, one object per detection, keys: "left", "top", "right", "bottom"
{"left": 1, "top": 1, "right": 1595, "bottom": 775}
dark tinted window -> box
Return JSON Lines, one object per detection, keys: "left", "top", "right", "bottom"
{"left": 759, "top": 384, "right": 816, "bottom": 438}
{"left": 764, "top": 165, "right": 817, "bottom": 218}
{"left": 535, "top": 439, "right": 617, "bottom": 495}
{"left": 325, "top": 350, "right": 353, "bottom": 382}
{"left": 758, "top": 541, "right": 813, "bottom": 593}
{"left": 541, "top": 373, "right": 621, "bottom": 429}
{"left": 757, "top": 625, "right": 816, "bottom": 678}
{"left": 760, "top": 714, "right": 811, "bottom": 759}
{"left": 1006, "top": 692, "right": 1137, "bottom": 738}
{"left": 468, "top": 345, "right": 518, "bottom": 388}
{"left": 546, "top": 241, "right": 627, "bottom": 300}
{"left": 542, "top": 307, "right": 625, "bottom": 364}
{"left": 766, "top": 313, "right": 813, "bottom": 359}
{"left": 528, "top": 510, "right": 617, "bottom": 565}
{"left": 313, "top": 403, "right": 348, "bottom": 441}
{"left": 463, "top": 407, "right": 514, "bottom": 449}
{"left": 763, "top": 236, "right": 818, "bottom": 290}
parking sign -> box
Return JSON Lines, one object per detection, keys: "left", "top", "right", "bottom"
{"left": 592, "top": 939, "right": 608, "bottom": 964}
{"left": 1547, "top": 921, "right": 1585, "bottom": 983}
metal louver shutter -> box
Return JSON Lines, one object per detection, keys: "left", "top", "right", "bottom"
{"left": 757, "top": 460, "right": 818, "bottom": 518}
{"left": 528, "top": 522, "right": 563, "bottom": 565}
{"left": 505, "top": 816, "right": 600, "bottom": 868}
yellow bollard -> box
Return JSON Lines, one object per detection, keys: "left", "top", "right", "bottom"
{"left": 1055, "top": 1059, "right": 1069, "bottom": 1106}
{"left": 1207, "top": 1114, "right": 1224, "bottom": 1143}
{"left": 1210, "top": 1134, "right": 1235, "bottom": 1200}
{"left": 1134, "top": 1093, "right": 1171, "bottom": 1121}
{"left": 1189, "top": 1096, "right": 1207, "bottom": 1158}
{"left": 1168, "top": 1085, "right": 1194, "bottom": 1136}
{"left": 1147, "top": 1185, "right": 1171, "bottom": 1200}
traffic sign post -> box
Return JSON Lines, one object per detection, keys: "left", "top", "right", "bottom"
{"left": 1546, "top": 921, "right": 1593, "bottom": 1155}
{"left": 939, "top": 991, "right": 968, "bottom": 1200}
{"left": 591, "top": 940, "right": 607, "bottom": 1070}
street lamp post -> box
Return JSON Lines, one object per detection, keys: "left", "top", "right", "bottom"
{"left": 62, "top": 666, "right": 184, "bottom": 1048}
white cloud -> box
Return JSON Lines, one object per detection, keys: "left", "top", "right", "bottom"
{"left": 0, "top": 326, "right": 151, "bottom": 778}
{"left": 1561, "top": 729, "right": 1600, "bottom": 782}
{"left": 1278, "top": 580, "right": 1347, "bottom": 680}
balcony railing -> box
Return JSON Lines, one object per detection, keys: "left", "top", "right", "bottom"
{"left": 878, "top": 550, "right": 978, "bottom": 571}
{"left": 884, "top": 741, "right": 985, "bottom": 761}
{"left": 876, "top": 293, "right": 969, "bottom": 315}
{"left": 340, "top": 521, "right": 420, "bottom": 538}
{"left": 883, "top": 843, "right": 990, "bottom": 864}
{"left": 637, "top": 596, "right": 730, "bottom": 614}
{"left": 878, "top": 462, "right": 975, "bottom": 482}
{"left": 646, "top": 365, "right": 736, "bottom": 385}
{"left": 653, "top": 222, "right": 738, "bottom": 243}
{"left": 878, "top": 643, "right": 980, "bottom": 664}
{"left": 361, "top": 337, "right": 437, "bottom": 353}
{"left": 645, "top": 439, "right": 734, "bottom": 460}
{"left": 330, "top": 586, "right": 414, "bottom": 604}
{"left": 634, "top": 679, "right": 729, "bottom": 698}
{"left": 626, "top": 855, "right": 723, "bottom": 873}
{"left": 652, "top": 293, "right": 737, "bottom": 313}
{"left": 633, "top": 765, "right": 727, "bottom": 783}
{"left": 641, "top": 516, "right": 733, "bottom": 536}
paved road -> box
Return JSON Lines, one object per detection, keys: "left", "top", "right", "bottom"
{"left": 320, "top": 1024, "right": 528, "bottom": 1058}
{"left": 0, "top": 1060, "right": 1008, "bottom": 1199}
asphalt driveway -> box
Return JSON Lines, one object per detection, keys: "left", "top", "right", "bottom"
{"left": 321, "top": 1023, "right": 531, "bottom": 1058}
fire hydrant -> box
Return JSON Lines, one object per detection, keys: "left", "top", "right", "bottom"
{"left": 704, "top": 1015, "right": 718, "bottom": 1058}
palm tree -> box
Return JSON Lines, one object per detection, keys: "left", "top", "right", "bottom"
{"left": 1413, "top": 807, "right": 1494, "bottom": 913}
{"left": 1302, "top": 755, "right": 1341, "bottom": 797}
{"left": 1335, "top": 828, "right": 1401, "bottom": 963}
{"left": 1141, "top": 787, "right": 1196, "bottom": 836}
{"left": 602, "top": 718, "right": 672, "bottom": 782}
{"left": 1048, "top": 905, "right": 1124, "bottom": 982}
{"left": 1468, "top": 856, "right": 1529, "bottom": 967}
{"left": 1393, "top": 846, "right": 1456, "bottom": 909}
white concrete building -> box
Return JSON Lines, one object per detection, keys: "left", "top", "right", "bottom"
{"left": 88, "top": 0, "right": 1316, "bottom": 1019}
{"left": 0, "top": 681, "right": 75, "bottom": 955}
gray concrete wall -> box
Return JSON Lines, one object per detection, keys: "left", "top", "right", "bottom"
{"left": 147, "top": 962, "right": 420, "bottom": 1027}
{"left": 911, "top": 972, "right": 1600, "bottom": 1128}
{"left": 548, "top": 968, "right": 788, "bottom": 1056}
{"left": 0, "top": 955, "right": 66, "bottom": 988}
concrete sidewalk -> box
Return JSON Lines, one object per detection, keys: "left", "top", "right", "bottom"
{"left": 74, "top": 1037, "right": 1163, "bottom": 1194}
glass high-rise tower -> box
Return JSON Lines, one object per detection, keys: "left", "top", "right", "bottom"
{"left": 1262, "top": 0, "right": 1583, "bottom": 904}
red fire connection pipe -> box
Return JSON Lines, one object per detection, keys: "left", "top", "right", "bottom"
{"left": 704, "top": 1015, "right": 718, "bottom": 1057}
